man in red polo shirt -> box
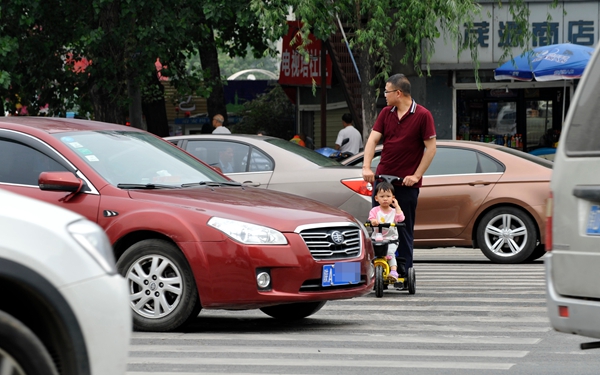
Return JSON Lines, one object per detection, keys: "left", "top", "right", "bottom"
{"left": 362, "top": 73, "right": 437, "bottom": 277}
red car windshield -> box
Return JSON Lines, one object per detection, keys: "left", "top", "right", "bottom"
{"left": 54, "top": 130, "right": 229, "bottom": 186}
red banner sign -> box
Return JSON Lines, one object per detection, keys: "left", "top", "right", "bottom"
{"left": 278, "top": 21, "right": 332, "bottom": 86}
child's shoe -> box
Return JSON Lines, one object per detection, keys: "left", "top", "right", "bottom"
{"left": 388, "top": 270, "right": 399, "bottom": 282}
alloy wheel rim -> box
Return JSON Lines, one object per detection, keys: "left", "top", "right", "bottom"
{"left": 484, "top": 213, "right": 528, "bottom": 257}
{"left": 126, "top": 254, "right": 183, "bottom": 318}
{"left": 0, "top": 348, "right": 26, "bottom": 375}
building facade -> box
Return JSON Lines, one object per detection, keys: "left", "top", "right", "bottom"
{"left": 423, "top": 0, "right": 597, "bottom": 151}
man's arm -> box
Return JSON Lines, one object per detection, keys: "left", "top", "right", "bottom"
{"left": 334, "top": 130, "right": 345, "bottom": 150}
{"left": 403, "top": 137, "right": 436, "bottom": 186}
{"left": 361, "top": 130, "right": 382, "bottom": 183}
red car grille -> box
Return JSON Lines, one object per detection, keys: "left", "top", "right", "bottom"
{"left": 299, "top": 226, "right": 362, "bottom": 260}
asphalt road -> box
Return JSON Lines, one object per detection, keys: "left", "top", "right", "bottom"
{"left": 127, "top": 248, "right": 600, "bottom": 375}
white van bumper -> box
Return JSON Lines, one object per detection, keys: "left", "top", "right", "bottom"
{"left": 546, "top": 252, "right": 600, "bottom": 340}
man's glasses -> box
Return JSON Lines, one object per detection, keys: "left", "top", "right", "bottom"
{"left": 384, "top": 89, "right": 401, "bottom": 95}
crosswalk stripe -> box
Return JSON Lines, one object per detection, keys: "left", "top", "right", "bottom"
{"left": 318, "top": 305, "right": 546, "bottom": 312}
{"left": 407, "top": 290, "right": 543, "bottom": 293}
{"left": 181, "top": 309, "right": 551, "bottom": 324}
{"left": 331, "top": 297, "right": 546, "bottom": 303}
{"left": 131, "top": 319, "right": 552, "bottom": 334}
{"left": 129, "top": 345, "right": 529, "bottom": 357}
{"left": 131, "top": 332, "right": 541, "bottom": 345}
{"left": 184, "top": 312, "right": 550, "bottom": 323}
{"left": 126, "top": 357, "right": 515, "bottom": 370}
{"left": 401, "top": 283, "right": 545, "bottom": 287}
{"left": 127, "top": 373, "right": 314, "bottom": 375}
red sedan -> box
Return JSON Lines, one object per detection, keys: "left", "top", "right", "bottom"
{"left": 0, "top": 117, "right": 374, "bottom": 331}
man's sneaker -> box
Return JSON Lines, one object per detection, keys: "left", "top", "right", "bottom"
{"left": 388, "top": 270, "right": 399, "bottom": 282}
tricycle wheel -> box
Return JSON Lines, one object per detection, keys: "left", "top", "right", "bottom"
{"left": 407, "top": 267, "right": 416, "bottom": 295}
{"left": 374, "top": 265, "right": 384, "bottom": 298}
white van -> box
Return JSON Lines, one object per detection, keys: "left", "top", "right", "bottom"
{"left": 546, "top": 45, "right": 600, "bottom": 347}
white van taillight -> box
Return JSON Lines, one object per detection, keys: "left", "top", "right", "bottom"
{"left": 545, "top": 191, "right": 553, "bottom": 251}
{"left": 559, "top": 305, "right": 569, "bottom": 318}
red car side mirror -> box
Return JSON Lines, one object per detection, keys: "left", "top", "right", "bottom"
{"left": 39, "top": 171, "right": 83, "bottom": 192}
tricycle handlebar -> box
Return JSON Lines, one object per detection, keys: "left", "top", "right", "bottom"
{"left": 365, "top": 222, "right": 406, "bottom": 228}
{"left": 375, "top": 175, "right": 404, "bottom": 185}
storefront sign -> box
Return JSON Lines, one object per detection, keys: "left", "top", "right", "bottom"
{"left": 429, "top": 1, "right": 598, "bottom": 64}
{"left": 278, "top": 21, "right": 332, "bottom": 86}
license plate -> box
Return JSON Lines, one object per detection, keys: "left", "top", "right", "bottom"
{"left": 586, "top": 205, "right": 600, "bottom": 235}
{"left": 322, "top": 262, "right": 360, "bottom": 287}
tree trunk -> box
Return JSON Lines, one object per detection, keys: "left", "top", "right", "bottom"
{"left": 359, "top": 47, "right": 379, "bottom": 140}
{"left": 198, "top": 24, "right": 227, "bottom": 134}
{"left": 128, "top": 77, "right": 144, "bottom": 130}
{"left": 142, "top": 74, "right": 170, "bottom": 137}
{"left": 90, "top": 1, "right": 125, "bottom": 125}
{"left": 89, "top": 83, "right": 124, "bottom": 124}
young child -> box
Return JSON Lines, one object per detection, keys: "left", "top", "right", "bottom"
{"left": 368, "top": 181, "right": 406, "bottom": 282}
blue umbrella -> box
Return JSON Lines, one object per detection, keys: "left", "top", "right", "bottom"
{"left": 494, "top": 43, "right": 595, "bottom": 124}
{"left": 494, "top": 43, "right": 594, "bottom": 81}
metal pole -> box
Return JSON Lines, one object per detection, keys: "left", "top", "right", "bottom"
{"left": 321, "top": 40, "right": 327, "bottom": 148}
{"left": 562, "top": 80, "right": 567, "bottom": 125}
{"left": 336, "top": 16, "right": 361, "bottom": 82}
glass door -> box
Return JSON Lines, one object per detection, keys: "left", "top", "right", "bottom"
{"left": 526, "top": 99, "right": 556, "bottom": 150}
{"left": 487, "top": 101, "right": 518, "bottom": 147}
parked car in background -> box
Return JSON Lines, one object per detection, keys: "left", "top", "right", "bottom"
{"left": 491, "top": 104, "right": 517, "bottom": 136}
{"left": 342, "top": 140, "right": 552, "bottom": 264}
{"left": 546, "top": 46, "right": 600, "bottom": 344}
{"left": 0, "top": 188, "right": 131, "bottom": 375}
{"left": 165, "top": 134, "right": 371, "bottom": 222}
{"left": 0, "top": 117, "right": 374, "bottom": 332}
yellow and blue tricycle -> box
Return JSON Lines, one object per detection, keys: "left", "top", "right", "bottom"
{"left": 365, "top": 222, "right": 416, "bottom": 297}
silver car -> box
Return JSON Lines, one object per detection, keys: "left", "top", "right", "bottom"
{"left": 165, "top": 134, "right": 370, "bottom": 222}
{"left": 546, "top": 45, "right": 600, "bottom": 345}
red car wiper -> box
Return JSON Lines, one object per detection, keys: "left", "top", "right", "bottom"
{"left": 181, "top": 181, "right": 243, "bottom": 188}
{"left": 116, "top": 183, "right": 177, "bottom": 189}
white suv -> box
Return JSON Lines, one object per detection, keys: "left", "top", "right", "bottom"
{"left": 0, "top": 188, "right": 131, "bottom": 374}
{"left": 546, "top": 45, "right": 600, "bottom": 346}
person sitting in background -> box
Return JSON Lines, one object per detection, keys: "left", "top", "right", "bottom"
{"left": 212, "top": 114, "right": 231, "bottom": 134}
{"left": 218, "top": 146, "right": 235, "bottom": 173}
{"left": 335, "top": 113, "right": 363, "bottom": 155}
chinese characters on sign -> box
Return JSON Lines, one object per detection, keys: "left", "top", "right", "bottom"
{"left": 278, "top": 21, "right": 332, "bottom": 86}
{"left": 466, "top": 20, "right": 594, "bottom": 48}
{"left": 431, "top": 2, "right": 598, "bottom": 64}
